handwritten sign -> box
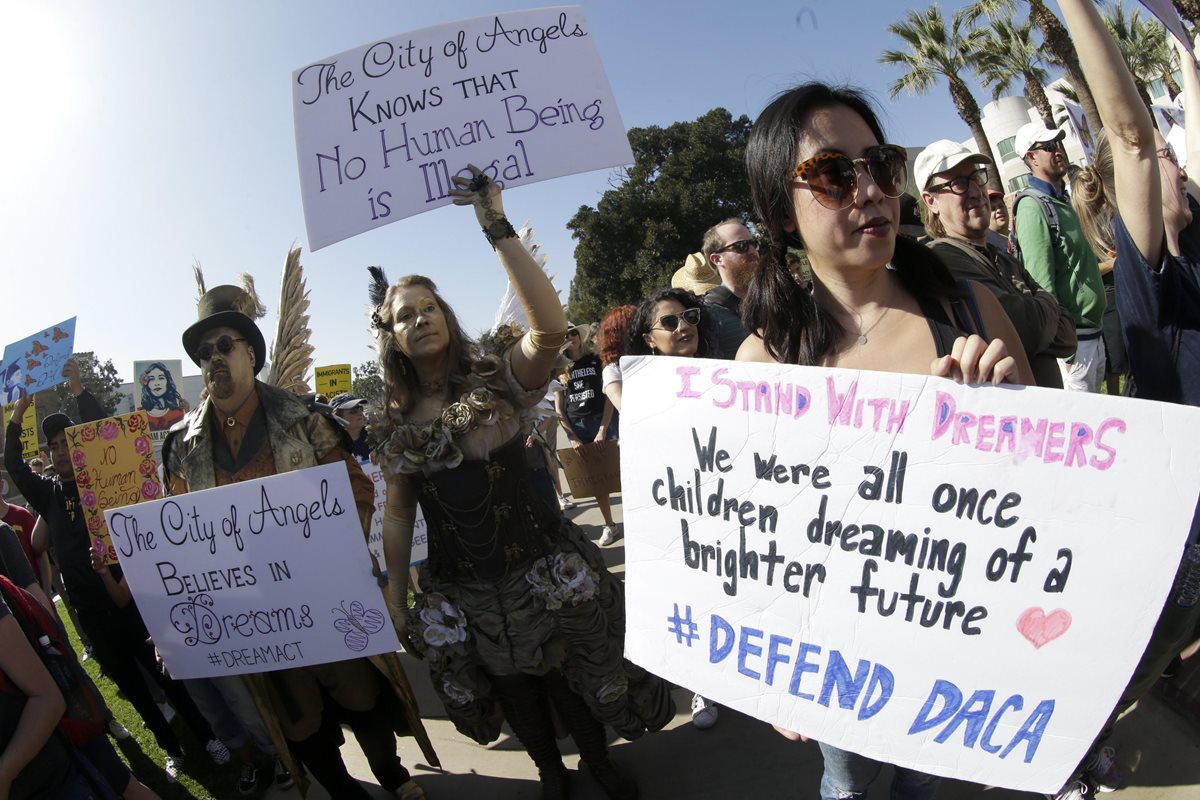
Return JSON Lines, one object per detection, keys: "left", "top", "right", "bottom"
{"left": 292, "top": 6, "right": 632, "bottom": 249}
{"left": 314, "top": 364, "right": 352, "bottom": 397}
{"left": 65, "top": 412, "right": 162, "bottom": 566}
{"left": 3, "top": 402, "right": 38, "bottom": 462}
{"left": 557, "top": 440, "right": 620, "bottom": 499}
{"left": 619, "top": 357, "right": 1200, "bottom": 794}
{"left": 1, "top": 317, "right": 76, "bottom": 401}
{"left": 361, "top": 459, "right": 428, "bottom": 568}
{"left": 102, "top": 463, "right": 400, "bottom": 679}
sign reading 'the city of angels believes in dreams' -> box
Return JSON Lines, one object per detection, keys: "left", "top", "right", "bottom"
{"left": 103, "top": 463, "right": 400, "bottom": 680}
{"left": 292, "top": 6, "right": 632, "bottom": 249}
{"left": 619, "top": 356, "right": 1200, "bottom": 794}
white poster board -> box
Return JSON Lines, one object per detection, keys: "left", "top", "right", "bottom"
{"left": 292, "top": 6, "right": 633, "bottom": 250}
{"left": 620, "top": 357, "right": 1200, "bottom": 794}
{"left": 361, "top": 459, "right": 428, "bottom": 568}
{"left": 103, "top": 463, "right": 400, "bottom": 679}
{"left": 1138, "top": 0, "right": 1191, "bottom": 48}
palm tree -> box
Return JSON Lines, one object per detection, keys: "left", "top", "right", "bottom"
{"left": 1104, "top": 1, "right": 1177, "bottom": 108}
{"left": 968, "top": 18, "right": 1057, "bottom": 128}
{"left": 1172, "top": 0, "right": 1200, "bottom": 33}
{"left": 881, "top": 5, "right": 1003, "bottom": 192}
{"left": 970, "top": 0, "right": 1103, "bottom": 134}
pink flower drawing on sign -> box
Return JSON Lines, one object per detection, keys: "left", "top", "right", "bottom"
{"left": 99, "top": 420, "right": 119, "bottom": 440}
{"left": 140, "top": 479, "right": 161, "bottom": 500}
{"left": 79, "top": 425, "right": 97, "bottom": 443}
{"left": 1016, "top": 608, "right": 1072, "bottom": 649}
{"left": 71, "top": 450, "right": 86, "bottom": 470}
{"left": 134, "top": 435, "right": 152, "bottom": 456}
{"left": 80, "top": 490, "right": 96, "bottom": 509}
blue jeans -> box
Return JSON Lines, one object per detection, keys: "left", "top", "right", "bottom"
{"left": 818, "top": 744, "right": 940, "bottom": 800}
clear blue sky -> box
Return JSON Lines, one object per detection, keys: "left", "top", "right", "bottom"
{"left": 2, "top": 0, "right": 1061, "bottom": 385}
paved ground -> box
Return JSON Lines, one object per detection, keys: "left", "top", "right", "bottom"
{"left": 274, "top": 494, "right": 1200, "bottom": 800}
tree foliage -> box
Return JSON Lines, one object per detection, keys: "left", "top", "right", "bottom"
{"left": 33, "top": 352, "right": 124, "bottom": 433}
{"left": 565, "top": 108, "right": 752, "bottom": 323}
{"left": 352, "top": 360, "right": 385, "bottom": 408}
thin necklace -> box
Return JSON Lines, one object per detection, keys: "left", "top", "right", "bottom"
{"left": 848, "top": 278, "right": 897, "bottom": 347}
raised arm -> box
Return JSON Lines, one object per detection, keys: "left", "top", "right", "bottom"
{"left": 1057, "top": 0, "right": 1164, "bottom": 264}
{"left": 449, "top": 166, "right": 568, "bottom": 392}
{"left": 1174, "top": 37, "right": 1200, "bottom": 199}
{"left": 381, "top": 475, "right": 417, "bottom": 638}
{"left": 3, "top": 396, "right": 50, "bottom": 515}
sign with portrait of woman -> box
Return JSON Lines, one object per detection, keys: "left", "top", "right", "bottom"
{"left": 133, "top": 360, "right": 192, "bottom": 442}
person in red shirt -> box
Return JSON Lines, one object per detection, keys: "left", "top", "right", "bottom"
{"left": 0, "top": 499, "right": 46, "bottom": 597}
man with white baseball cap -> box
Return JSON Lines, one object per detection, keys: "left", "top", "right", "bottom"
{"left": 1011, "top": 121, "right": 1106, "bottom": 392}
{"left": 917, "top": 140, "right": 1076, "bottom": 388}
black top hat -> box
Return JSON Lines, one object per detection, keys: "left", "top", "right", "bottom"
{"left": 41, "top": 412, "right": 74, "bottom": 442}
{"left": 182, "top": 285, "right": 267, "bottom": 374}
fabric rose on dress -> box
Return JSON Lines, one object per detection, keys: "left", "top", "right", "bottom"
{"left": 415, "top": 593, "right": 469, "bottom": 650}
{"left": 471, "top": 354, "right": 509, "bottom": 393}
{"left": 98, "top": 420, "right": 120, "bottom": 440}
{"left": 134, "top": 435, "right": 152, "bottom": 456}
{"left": 440, "top": 402, "right": 476, "bottom": 436}
{"left": 552, "top": 553, "right": 598, "bottom": 605}
{"left": 440, "top": 674, "right": 475, "bottom": 706}
{"left": 71, "top": 450, "right": 86, "bottom": 470}
{"left": 424, "top": 426, "right": 463, "bottom": 471}
{"left": 463, "top": 389, "right": 499, "bottom": 425}
{"left": 595, "top": 673, "right": 630, "bottom": 705}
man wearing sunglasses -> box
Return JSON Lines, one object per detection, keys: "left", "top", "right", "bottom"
{"left": 164, "top": 284, "right": 430, "bottom": 799}
{"left": 701, "top": 218, "right": 759, "bottom": 357}
{"left": 1012, "top": 122, "right": 1106, "bottom": 392}
{"left": 917, "top": 140, "right": 1076, "bottom": 389}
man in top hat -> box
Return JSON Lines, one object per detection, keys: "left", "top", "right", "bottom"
{"left": 330, "top": 393, "right": 371, "bottom": 461}
{"left": 5, "top": 360, "right": 220, "bottom": 781}
{"left": 1011, "top": 121, "right": 1106, "bottom": 392}
{"left": 917, "top": 139, "right": 1076, "bottom": 388}
{"left": 163, "top": 283, "right": 433, "bottom": 799}
{"left": 701, "top": 217, "right": 759, "bottom": 357}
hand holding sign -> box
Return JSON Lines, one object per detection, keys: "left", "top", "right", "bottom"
{"left": 1, "top": 317, "right": 77, "bottom": 400}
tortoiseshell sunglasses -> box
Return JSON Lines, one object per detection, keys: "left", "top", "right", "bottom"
{"left": 792, "top": 144, "right": 908, "bottom": 210}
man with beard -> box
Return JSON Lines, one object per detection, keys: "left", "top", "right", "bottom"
{"left": 5, "top": 361, "right": 218, "bottom": 782}
{"left": 917, "top": 140, "right": 1076, "bottom": 388}
{"left": 701, "top": 218, "right": 759, "bottom": 357}
{"left": 163, "top": 284, "right": 431, "bottom": 799}
{"left": 1012, "top": 123, "right": 1106, "bottom": 392}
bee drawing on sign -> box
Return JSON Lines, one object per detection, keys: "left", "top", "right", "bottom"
{"left": 333, "top": 600, "right": 386, "bottom": 651}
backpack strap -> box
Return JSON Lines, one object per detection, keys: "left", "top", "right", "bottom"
{"left": 1010, "top": 188, "right": 1062, "bottom": 262}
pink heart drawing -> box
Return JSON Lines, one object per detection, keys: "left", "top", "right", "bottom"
{"left": 1016, "top": 608, "right": 1072, "bottom": 649}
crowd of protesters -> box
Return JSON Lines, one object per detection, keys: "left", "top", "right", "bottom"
{"left": 1, "top": 3, "right": 1199, "bottom": 799}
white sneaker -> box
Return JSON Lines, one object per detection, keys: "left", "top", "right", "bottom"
{"left": 107, "top": 718, "right": 131, "bottom": 740}
{"left": 598, "top": 525, "right": 620, "bottom": 546}
{"left": 157, "top": 702, "right": 176, "bottom": 724}
{"left": 164, "top": 755, "right": 181, "bottom": 783}
{"left": 206, "top": 738, "right": 231, "bottom": 766}
{"left": 559, "top": 495, "right": 576, "bottom": 510}
{"left": 691, "top": 693, "right": 718, "bottom": 730}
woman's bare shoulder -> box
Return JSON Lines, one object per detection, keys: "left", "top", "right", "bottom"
{"left": 736, "top": 333, "right": 777, "bottom": 363}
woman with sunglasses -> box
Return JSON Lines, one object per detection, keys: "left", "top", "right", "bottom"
{"left": 372, "top": 166, "right": 672, "bottom": 800}
{"left": 1045, "top": 4, "right": 1200, "bottom": 797}
{"left": 737, "top": 82, "right": 1031, "bottom": 800}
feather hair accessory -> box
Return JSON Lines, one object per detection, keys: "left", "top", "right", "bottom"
{"left": 368, "top": 266, "right": 391, "bottom": 330}
{"left": 193, "top": 264, "right": 207, "bottom": 299}
{"left": 236, "top": 273, "right": 268, "bottom": 320}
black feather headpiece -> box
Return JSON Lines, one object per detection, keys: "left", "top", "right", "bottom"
{"left": 368, "top": 266, "right": 390, "bottom": 330}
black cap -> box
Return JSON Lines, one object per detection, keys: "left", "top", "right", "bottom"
{"left": 331, "top": 393, "right": 367, "bottom": 412}
{"left": 41, "top": 412, "right": 75, "bottom": 442}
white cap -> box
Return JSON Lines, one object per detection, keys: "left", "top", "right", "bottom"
{"left": 1014, "top": 122, "right": 1065, "bottom": 159}
{"left": 914, "top": 140, "right": 993, "bottom": 191}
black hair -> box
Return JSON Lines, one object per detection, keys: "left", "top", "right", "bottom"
{"left": 741, "top": 82, "right": 959, "bottom": 365}
{"left": 626, "top": 288, "right": 720, "bottom": 358}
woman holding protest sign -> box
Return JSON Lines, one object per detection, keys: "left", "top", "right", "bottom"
{"left": 1042, "top": 2, "right": 1200, "bottom": 796}
{"left": 371, "top": 165, "right": 672, "bottom": 800}
{"left": 736, "top": 82, "right": 1031, "bottom": 799}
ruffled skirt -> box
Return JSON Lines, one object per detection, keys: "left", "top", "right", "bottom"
{"left": 406, "top": 520, "right": 674, "bottom": 745}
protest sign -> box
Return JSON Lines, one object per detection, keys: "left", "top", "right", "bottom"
{"left": 66, "top": 412, "right": 161, "bottom": 567}
{"left": 292, "top": 6, "right": 632, "bottom": 249}
{"left": 1139, "top": 0, "right": 1191, "bottom": 48}
{"left": 132, "top": 360, "right": 190, "bottom": 442}
{"left": 2, "top": 402, "right": 38, "bottom": 462}
{"left": 557, "top": 440, "right": 620, "bottom": 499}
{"left": 102, "top": 462, "right": 400, "bottom": 679}
{"left": 1061, "top": 97, "right": 1095, "bottom": 164}
{"left": 1, "top": 317, "right": 76, "bottom": 401}
{"left": 619, "top": 357, "right": 1200, "bottom": 794}
{"left": 361, "top": 459, "right": 428, "bottom": 568}
{"left": 314, "top": 364, "right": 352, "bottom": 397}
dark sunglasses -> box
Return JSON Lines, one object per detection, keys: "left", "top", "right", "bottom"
{"left": 197, "top": 335, "right": 247, "bottom": 361}
{"left": 1158, "top": 145, "right": 1179, "bottom": 167}
{"left": 793, "top": 144, "right": 908, "bottom": 210}
{"left": 1028, "top": 140, "right": 1062, "bottom": 154}
{"left": 654, "top": 307, "right": 701, "bottom": 332}
{"left": 927, "top": 168, "right": 988, "bottom": 196}
{"left": 714, "top": 238, "right": 758, "bottom": 255}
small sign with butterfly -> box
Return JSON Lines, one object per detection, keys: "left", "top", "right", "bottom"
{"left": 101, "top": 462, "right": 401, "bottom": 679}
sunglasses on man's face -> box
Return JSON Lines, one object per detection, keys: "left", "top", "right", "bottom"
{"left": 654, "top": 307, "right": 702, "bottom": 332}
{"left": 714, "top": 238, "right": 758, "bottom": 255}
{"left": 927, "top": 168, "right": 988, "bottom": 196}
{"left": 793, "top": 144, "right": 908, "bottom": 211}
{"left": 1029, "top": 140, "right": 1062, "bottom": 154}
{"left": 197, "top": 335, "right": 247, "bottom": 362}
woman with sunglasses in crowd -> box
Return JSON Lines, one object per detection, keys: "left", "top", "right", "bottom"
{"left": 737, "top": 82, "right": 1031, "bottom": 799}
{"left": 1042, "top": 3, "right": 1200, "bottom": 797}
{"left": 371, "top": 166, "right": 673, "bottom": 800}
